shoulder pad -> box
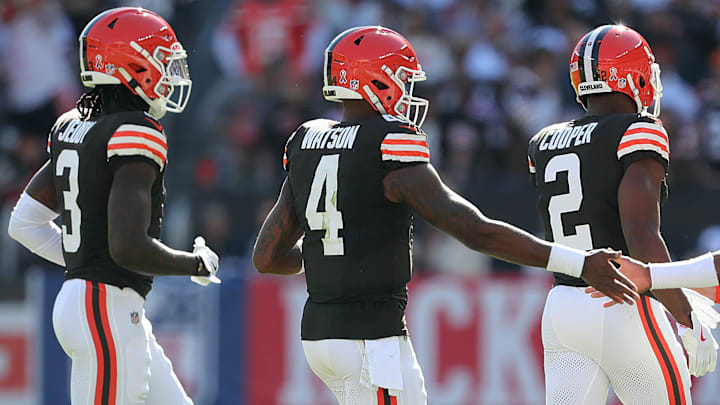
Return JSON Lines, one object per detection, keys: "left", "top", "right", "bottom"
{"left": 529, "top": 121, "right": 569, "bottom": 145}
{"left": 300, "top": 118, "right": 339, "bottom": 131}
{"left": 51, "top": 109, "right": 82, "bottom": 131}
{"left": 48, "top": 109, "right": 83, "bottom": 154}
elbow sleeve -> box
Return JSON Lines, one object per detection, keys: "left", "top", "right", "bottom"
{"left": 8, "top": 192, "right": 66, "bottom": 266}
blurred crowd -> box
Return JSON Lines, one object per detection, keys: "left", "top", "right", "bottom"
{"left": 2, "top": 0, "right": 720, "bottom": 295}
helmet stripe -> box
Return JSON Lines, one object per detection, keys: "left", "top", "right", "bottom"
{"left": 582, "top": 26, "right": 607, "bottom": 82}
{"left": 79, "top": 8, "right": 122, "bottom": 38}
{"left": 326, "top": 26, "right": 363, "bottom": 52}
{"left": 80, "top": 36, "right": 88, "bottom": 73}
{"left": 324, "top": 51, "right": 333, "bottom": 87}
{"left": 576, "top": 32, "right": 591, "bottom": 82}
{"left": 590, "top": 26, "right": 612, "bottom": 80}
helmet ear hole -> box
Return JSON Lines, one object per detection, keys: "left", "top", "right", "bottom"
{"left": 128, "top": 63, "right": 147, "bottom": 73}
{"left": 638, "top": 76, "right": 646, "bottom": 88}
{"left": 372, "top": 80, "right": 389, "bottom": 90}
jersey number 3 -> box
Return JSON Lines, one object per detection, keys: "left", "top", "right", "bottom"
{"left": 544, "top": 153, "right": 593, "bottom": 250}
{"left": 55, "top": 149, "right": 82, "bottom": 253}
{"left": 306, "top": 154, "right": 344, "bottom": 256}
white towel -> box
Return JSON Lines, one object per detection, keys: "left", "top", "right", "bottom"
{"left": 360, "top": 336, "right": 404, "bottom": 395}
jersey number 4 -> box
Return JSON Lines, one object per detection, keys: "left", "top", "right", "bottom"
{"left": 306, "top": 154, "right": 344, "bottom": 256}
{"left": 55, "top": 149, "right": 82, "bottom": 253}
{"left": 544, "top": 153, "right": 593, "bottom": 250}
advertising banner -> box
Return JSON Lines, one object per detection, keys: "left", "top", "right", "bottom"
{"left": 245, "top": 273, "right": 720, "bottom": 405}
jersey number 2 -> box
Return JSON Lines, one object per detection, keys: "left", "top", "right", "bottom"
{"left": 306, "top": 154, "right": 344, "bottom": 256}
{"left": 55, "top": 149, "right": 81, "bottom": 253}
{"left": 544, "top": 153, "right": 593, "bottom": 250}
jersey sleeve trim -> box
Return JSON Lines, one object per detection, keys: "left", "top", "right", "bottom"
{"left": 282, "top": 145, "right": 289, "bottom": 170}
{"left": 617, "top": 122, "right": 669, "bottom": 161}
{"left": 107, "top": 124, "right": 168, "bottom": 170}
{"left": 143, "top": 113, "right": 163, "bottom": 132}
{"left": 283, "top": 129, "right": 300, "bottom": 172}
{"left": 381, "top": 133, "right": 430, "bottom": 163}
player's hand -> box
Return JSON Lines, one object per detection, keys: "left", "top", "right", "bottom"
{"left": 586, "top": 255, "right": 651, "bottom": 307}
{"left": 678, "top": 311, "right": 718, "bottom": 377}
{"left": 613, "top": 255, "right": 651, "bottom": 293}
{"left": 580, "top": 249, "right": 639, "bottom": 305}
{"left": 190, "top": 236, "right": 221, "bottom": 286}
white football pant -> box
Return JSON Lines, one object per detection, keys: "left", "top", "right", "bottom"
{"left": 302, "top": 336, "right": 427, "bottom": 405}
{"left": 52, "top": 279, "right": 193, "bottom": 405}
{"left": 543, "top": 285, "right": 691, "bottom": 405}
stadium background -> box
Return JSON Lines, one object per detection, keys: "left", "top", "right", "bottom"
{"left": 1, "top": 0, "right": 720, "bottom": 404}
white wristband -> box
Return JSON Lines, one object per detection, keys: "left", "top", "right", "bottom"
{"left": 547, "top": 244, "right": 586, "bottom": 278}
{"left": 650, "top": 253, "right": 718, "bottom": 289}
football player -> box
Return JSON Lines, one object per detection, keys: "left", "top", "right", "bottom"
{"left": 7, "top": 8, "right": 220, "bottom": 405}
{"left": 528, "top": 25, "right": 718, "bottom": 404}
{"left": 252, "top": 26, "right": 639, "bottom": 405}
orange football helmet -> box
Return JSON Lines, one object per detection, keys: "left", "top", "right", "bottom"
{"left": 79, "top": 7, "right": 191, "bottom": 119}
{"left": 570, "top": 25, "right": 662, "bottom": 116}
{"left": 323, "top": 26, "right": 429, "bottom": 127}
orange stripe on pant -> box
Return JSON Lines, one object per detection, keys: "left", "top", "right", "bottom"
{"left": 85, "top": 281, "right": 118, "bottom": 405}
{"left": 97, "top": 283, "right": 118, "bottom": 404}
{"left": 376, "top": 387, "right": 397, "bottom": 405}
{"left": 638, "top": 296, "right": 686, "bottom": 405}
{"left": 85, "top": 281, "right": 105, "bottom": 405}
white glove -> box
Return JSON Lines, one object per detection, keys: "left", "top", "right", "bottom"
{"left": 678, "top": 311, "right": 718, "bottom": 377}
{"left": 683, "top": 288, "right": 720, "bottom": 328}
{"left": 190, "top": 236, "right": 221, "bottom": 286}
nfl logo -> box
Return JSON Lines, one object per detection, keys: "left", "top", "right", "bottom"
{"left": 130, "top": 311, "right": 140, "bottom": 325}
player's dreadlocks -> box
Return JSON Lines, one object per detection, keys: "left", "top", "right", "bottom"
{"left": 76, "top": 85, "right": 149, "bottom": 120}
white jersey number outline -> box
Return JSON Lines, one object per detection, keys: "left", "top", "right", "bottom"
{"left": 55, "top": 149, "right": 82, "bottom": 253}
{"left": 305, "top": 154, "right": 344, "bottom": 255}
{"left": 544, "top": 153, "right": 593, "bottom": 250}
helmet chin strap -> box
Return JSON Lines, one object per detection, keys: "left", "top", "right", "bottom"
{"left": 362, "top": 85, "right": 387, "bottom": 114}
{"left": 118, "top": 68, "right": 167, "bottom": 119}
{"left": 650, "top": 63, "right": 663, "bottom": 117}
{"left": 576, "top": 94, "right": 588, "bottom": 111}
{"left": 625, "top": 73, "right": 645, "bottom": 114}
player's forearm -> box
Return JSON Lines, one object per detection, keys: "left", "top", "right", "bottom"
{"left": 107, "top": 162, "right": 201, "bottom": 276}
{"left": 385, "top": 165, "right": 560, "bottom": 269}
{"left": 409, "top": 185, "right": 550, "bottom": 268}
{"left": 109, "top": 235, "right": 198, "bottom": 276}
{"left": 253, "top": 178, "right": 304, "bottom": 275}
{"left": 253, "top": 245, "right": 303, "bottom": 275}
{"left": 8, "top": 192, "right": 65, "bottom": 266}
{"left": 652, "top": 289, "right": 692, "bottom": 327}
{"left": 461, "top": 215, "right": 553, "bottom": 268}
{"left": 252, "top": 221, "right": 303, "bottom": 275}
